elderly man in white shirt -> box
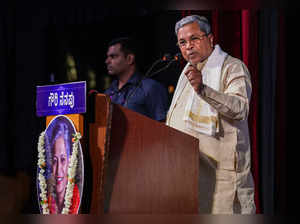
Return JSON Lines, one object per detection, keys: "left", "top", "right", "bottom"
{"left": 166, "top": 15, "right": 256, "bottom": 214}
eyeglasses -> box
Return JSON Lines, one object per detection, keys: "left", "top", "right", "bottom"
{"left": 176, "top": 34, "right": 207, "bottom": 48}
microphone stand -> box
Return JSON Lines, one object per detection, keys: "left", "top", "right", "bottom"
{"left": 124, "top": 54, "right": 180, "bottom": 107}
{"left": 144, "top": 58, "right": 166, "bottom": 77}
{"left": 147, "top": 58, "right": 177, "bottom": 78}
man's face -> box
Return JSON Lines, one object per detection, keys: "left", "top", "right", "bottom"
{"left": 105, "top": 43, "right": 129, "bottom": 76}
{"left": 177, "top": 22, "right": 214, "bottom": 65}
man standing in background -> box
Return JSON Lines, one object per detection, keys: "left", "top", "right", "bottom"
{"left": 104, "top": 37, "right": 169, "bottom": 121}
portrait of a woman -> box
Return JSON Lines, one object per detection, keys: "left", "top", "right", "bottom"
{"left": 39, "top": 115, "right": 83, "bottom": 214}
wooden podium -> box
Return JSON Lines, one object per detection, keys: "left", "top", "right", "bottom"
{"left": 88, "top": 94, "right": 200, "bottom": 214}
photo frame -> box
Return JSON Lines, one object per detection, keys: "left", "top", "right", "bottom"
{"left": 36, "top": 115, "right": 84, "bottom": 214}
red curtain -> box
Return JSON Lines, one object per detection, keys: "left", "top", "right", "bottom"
{"left": 210, "top": 10, "right": 261, "bottom": 213}
{"left": 212, "top": 9, "right": 261, "bottom": 213}
{"left": 240, "top": 10, "right": 261, "bottom": 214}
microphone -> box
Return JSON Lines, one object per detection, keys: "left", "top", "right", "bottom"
{"left": 174, "top": 52, "right": 182, "bottom": 61}
{"left": 124, "top": 53, "right": 181, "bottom": 107}
{"left": 147, "top": 52, "right": 181, "bottom": 78}
{"left": 144, "top": 53, "right": 173, "bottom": 77}
{"left": 162, "top": 53, "right": 172, "bottom": 62}
{"left": 124, "top": 53, "right": 181, "bottom": 106}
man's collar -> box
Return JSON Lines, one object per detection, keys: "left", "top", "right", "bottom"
{"left": 126, "top": 72, "right": 142, "bottom": 85}
{"left": 111, "top": 71, "right": 142, "bottom": 91}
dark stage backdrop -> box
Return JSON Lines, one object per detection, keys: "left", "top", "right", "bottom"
{"left": 1, "top": 4, "right": 287, "bottom": 214}
{"left": 0, "top": 5, "right": 14, "bottom": 175}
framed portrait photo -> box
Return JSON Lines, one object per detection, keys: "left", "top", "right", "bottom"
{"left": 37, "top": 115, "right": 84, "bottom": 214}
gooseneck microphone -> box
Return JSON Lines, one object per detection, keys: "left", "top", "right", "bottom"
{"left": 147, "top": 53, "right": 181, "bottom": 78}
{"left": 144, "top": 53, "right": 172, "bottom": 77}
{"left": 124, "top": 53, "right": 181, "bottom": 107}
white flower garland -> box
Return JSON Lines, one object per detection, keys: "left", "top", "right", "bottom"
{"left": 37, "top": 131, "right": 81, "bottom": 214}
{"left": 62, "top": 132, "right": 81, "bottom": 214}
{"left": 37, "top": 131, "right": 49, "bottom": 214}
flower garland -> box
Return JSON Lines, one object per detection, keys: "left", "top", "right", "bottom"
{"left": 62, "top": 132, "right": 81, "bottom": 214}
{"left": 37, "top": 131, "right": 49, "bottom": 214}
{"left": 37, "top": 130, "right": 81, "bottom": 214}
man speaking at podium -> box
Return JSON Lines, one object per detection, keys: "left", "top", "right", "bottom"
{"left": 104, "top": 37, "right": 169, "bottom": 121}
{"left": 166, "top": 15, "right": 256, "bottom": 214}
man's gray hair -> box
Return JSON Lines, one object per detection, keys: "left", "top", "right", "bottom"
{"left": 175, "top": 15, "right": 211, "bottom": 35}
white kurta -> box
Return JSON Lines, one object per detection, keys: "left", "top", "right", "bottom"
{"left": 166, "top": 51, "right": 256, "bottom": 214}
